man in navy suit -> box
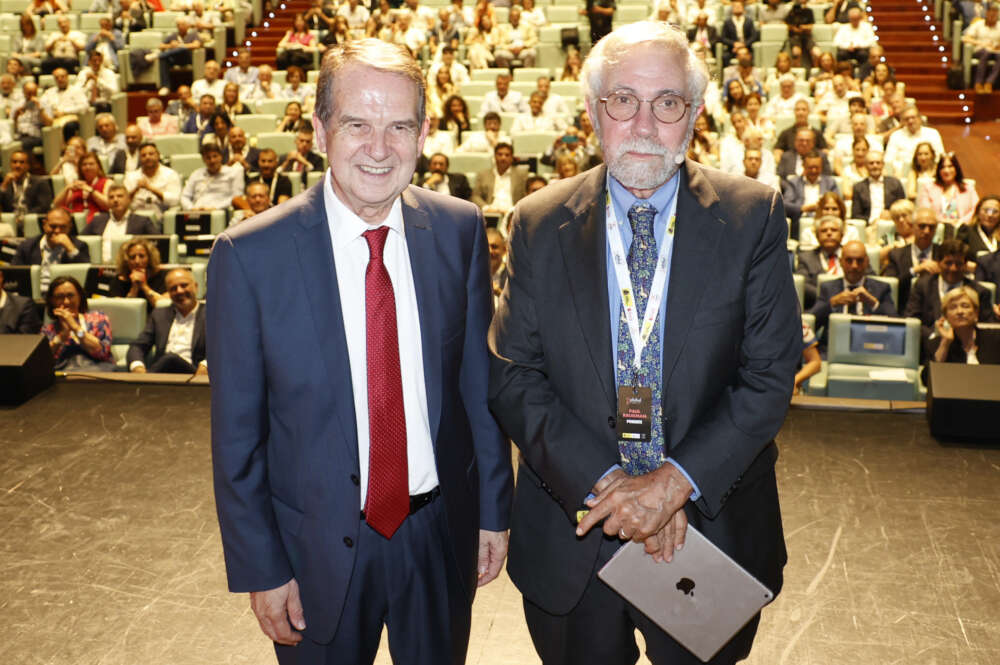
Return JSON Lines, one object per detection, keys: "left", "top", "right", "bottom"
{"left": 489, "top": 22, "right": 798, "bottom": 665}
{"left": 721, "top": 0, "right": 758, "bottom": 63}
{"left": 208, "top": 40, "right": 513, "bottom": 665}
{"left": 849, "top": 151, "right": 905, "bottom": 222}
{"left": 809, "top": 240, "right": 896, "bottom": 335}
{"left": 127, "top": 268, "right": 207, "bottom": 374}
{"left": 782, "top": 151, "right": 839, "bottom": 237}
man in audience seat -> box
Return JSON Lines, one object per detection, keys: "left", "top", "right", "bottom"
{"left": 83, "top": 184, "right": 159, "bottom": 263}
{"left": 0, "top": 268, "right": 42, "bottom": 334}
{"left": 128, "top": 268, "right": 207, "bottom": 375}
{"left": 181, "top": 143, "right": 244, "bottom": 211}
{"left": 809, "top": 240, "right": 893, "bottom": 334}
{"left": 229, "top": 181, "right": 272, "bottom": 224}
{"left": 237, "top": 149, "right": 291, "bottom": 208}
{"left": 138, "top": 97, "right": 180, "bottom": 138}
{"left": 11, "top": 208, "right": 90, "bottom": 293}
{"left": 280, "top": 127, "right": 324, "bottom": 186}
{"left": 1, "top": 150, "right": 53, "bottom": 217}
{"left": 782, "top": 151, "right": 840, "bottom": 237}
{"left": 882, "top": 207, "right": 942, "bottom": 312}
{"left": 421, "top": 153, "right": 472, "bottom": 201}
{"left": 796, "top": 215, "right": 846, "bottom": 308}
{"left": 471, "top": 142, "right": 528, "bottom": 216}
{"left": 850, "top": 151, "right": 905, "bottom": 222}
{"left": 110, "top": 124, "right": 145, "bottom": 175}
{"left": 125, "top": 142, "right": 183, "bottom": 223}
{"left": 227, "top": 126, "right": 260, "bottom": 174}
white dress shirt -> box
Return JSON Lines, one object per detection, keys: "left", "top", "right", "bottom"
{"left": 180, "top": 164, "right": 244, "bottom": 209}
{"left": 190, "top": 77, "right": 227, "bottom": 104}
{"left": 164, "top": 303, "right": 200, "bottom": 365}
{"left": 101, "top": 213, "right": 129, "bottom": 263}
{"left": 322, "top": 171, "right": 438, "bottom": 503}
{"left": 125, "top": 165, "right": 182, "bottom": 217}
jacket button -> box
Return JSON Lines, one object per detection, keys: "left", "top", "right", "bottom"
{"left": 343, "top": 536, "right": 353, "bottom": 547}
{"left": 608, "top": 416, "right": 616, "bottom": 429}
{"left": 350, "top": 474, "right": 359, "bottom": 486}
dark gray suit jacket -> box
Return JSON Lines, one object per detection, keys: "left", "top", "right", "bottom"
{"left": 849, "top": 176, "right": 905, "bottom": 221}
{"left": 83, "top": 212, "right": 160, "bottom": 236}
{"left": 471, "top": 166, "right": 528, "bottom": 210}
{"left": 0, "top": 175, "right": 53, "bottom": 214}
{"left": 489, "top": 162, "right": 799, "bottom": 625}
{"left": 808, "top": 275, "right": 897, "bottom": 334}
{"left": 12, "top": 235, "right": 91, "bottom": 266}
{"left": 881, "top": 242, "right": 940, "bottom": 312}
{"left": 126, "top": 303, "right": 206, "bottom": 367}
{"left": 0, "top": 291, "right": 41, "bottom": 334}
{"left": 781, "top": 174, "right": 840, "bottom": 223}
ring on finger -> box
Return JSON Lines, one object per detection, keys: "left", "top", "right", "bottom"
{"left": 619, "top": 528, "right": 627, "bottom": 539}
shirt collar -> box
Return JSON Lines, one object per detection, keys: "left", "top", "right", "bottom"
{"left": 607, "top": 170, "right": 680, "bottom": 222}
{"left": 175, "top": 301, "right": 199, "bottom": 321}
{"left": 323, "top": 169, "right": 404, "bottom": 250}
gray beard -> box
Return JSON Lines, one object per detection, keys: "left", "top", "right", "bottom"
{"left": 605, "top": 127, "right": 694, "bottom": 191}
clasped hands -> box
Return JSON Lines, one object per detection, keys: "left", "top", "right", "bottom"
{"left": 576, "top": 464, "right": 693, "bottom": 563}
{"left": 830, "top": 286, "right": 878, "bottom": 309}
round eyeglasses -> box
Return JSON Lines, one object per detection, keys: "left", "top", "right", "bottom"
{"left": 598, "top": 91, "right": 691, "bottom": 124}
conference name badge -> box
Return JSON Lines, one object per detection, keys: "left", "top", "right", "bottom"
{"left": 617, "top": 385, "right": 652, "bottom": 442}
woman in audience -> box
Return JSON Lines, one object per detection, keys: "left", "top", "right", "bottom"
{"left": 957, "top": 195, "right": 1000, "bottom": 257}
{"left": 560, "top": 47, "right": 582, "bottom": 82}
{"left": 764, "top": 51, "right": 795, "bottom": 97}
{"left": 199, "top": 109, "right": 233, "bottom": 158}
{"left": 109, "top": 237, "right": 168, "bottom": 311}
{"left": 809, "top": 51, "right": 837, "bottom": 98}
{"left": 49, "top": 136, "right": 87, "bottom": 182}
{"left": 465, "top": 13, "right": 499, "bottom": 69}
{"left": 42, "top": 276, "right": 114, "bottom": 372}
{"left": 53, "top": 151, "right": 110, "bottom": 224}
{"left": 928, "top": 287, "right": 1000, "bottom": 369}
{"left": 744, "top": 92, "right": 775, "bottom": 143}
{"left": 12, "top": 13, "right": 45, "bottom": 73}
{"left": 366, "top": 0, "right": 393, "bottom": 38}
{"left": 795, "top": 319, "right": 822, "bottom": 395}
{"left": 440, "top": 94, "right": 471, "bottom": 143}
{"left": 799, "top": 192, "right": 862, "bottom": 248}
{"left": 320, "top": 14, "right": 351, "bottom": 50}
{"left": 276, "top": 100, "right": 310, "bottom": 133}
{"left": 862, "top": 62, "right": 896, "bottom": 104}
{"left": 869, "top": 78, "right": 902, "bottom": 121}
{"left": 553, "top": 156, "right": 579, "bottom": 180}
{"left": 876, "top": 199, "right": 916, "bottom": 266}
{"left": 723, "top": 79, "right": 747, "bottom": 121}
{"left": 283, "top": 66, "right": 316, "bottom": 111}
{"left": 906, "top": 141, "right": 937, "bottom": 200}
{"left": 918, "top": 152, "right": 979, "bottom": 227}
{"left": 837, "top": 137, "right": 870, "bottom": 187}
{"left": 687, "top": 113, "right": 719, "bottom": 168}
{"left": 276, "top": 13, "right": 319, "bottom": 70}
{"left": 220, "top": 82, "right": 251, "bottom": 117}
{"left": 427, "top": 67, "right": 457, "bottom": 119}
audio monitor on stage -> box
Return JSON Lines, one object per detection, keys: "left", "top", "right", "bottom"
{"left": 0, "top": 335, "right": 55, "bottom": 406}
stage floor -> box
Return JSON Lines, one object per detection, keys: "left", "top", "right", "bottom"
{"left": 2, "top": 382, "right": 999, "bottom": 664}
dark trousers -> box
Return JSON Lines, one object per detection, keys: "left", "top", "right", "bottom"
{"left": 523, "top": 536, "right": 761, "bottom": 665}
{"left": 974, "top": 49, "right": 1000, "bottom": 85}
{"left": 149, "top": 352, "right": 196, "bottom": 374}
{"left": 274, "top": 497, "right": 471, "bottom": 665}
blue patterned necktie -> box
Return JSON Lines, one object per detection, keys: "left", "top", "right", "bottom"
{"left": 616, "top": 201, "right": 665, "bottom": 475}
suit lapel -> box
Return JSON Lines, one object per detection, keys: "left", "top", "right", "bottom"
{"left": 400, "top": 187, "right": 443, "bottom": 443}
{"left": 292, "top": 183, "right": 359, "bottom": 463}
{"left": 661, "top": 162, "right": 725, "bottom": 392}
{"left": 192, "top": 304, "right": 206, "bottom": 359}
{"left": 557, "top": 167, "right": 615, "bottom": 409}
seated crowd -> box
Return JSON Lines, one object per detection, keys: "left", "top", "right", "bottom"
{"left": 1, "top": 0, "right": 999, "bottom": 390}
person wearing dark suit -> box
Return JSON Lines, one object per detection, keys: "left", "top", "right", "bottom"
{"left": 849, "top": 152, "right": 905, "bottom": 222}
{"left": 956, "top": 195, "right": 1000, "bottom": 259}
{"left": 83, "top": 209, "right": 159, "bottom": 236}
{"left": 279, "top": 127, "right": 325, "bottom": 186}
{"left": 808, "top": 241, "right": 896, "bottom": 334}
{"left": 488, "top": 24, "right": 799, "bottom": 665}
{"left": 795, "top": 216, "right": 845, "bottom": 308}
{"left": 0, "top": 151, "right": 54, "bottom": 216}
{"left": 470, "top": 143, "right": 528, "bottom": 214}
{"left": 227, "top": 127, "right": 261, "bottom": 175}
{"left": 922, "top": 285, "right": 1000, "bottom": 384}
{"left": 721, "top": 1, "right": 758, "bottom": 62}
{"left": 0, "top": 268, "right": 42, "bottom": 334}
{"left": 782, "top": 152, "right": 840, "bottom": 234}
{"left": 905, "top": 239, "right": 996, "bottom": 358}
{"left": 108, "top": 126, "right": 144, "bottom": 175}
{"left": 12, "top": 208, "right": 90, "bottom": 294}
{"left": 776, "top": 127, "right": 832, "bottom": 180}
{"left": 208, "top": 40, "right": 512, "bottom": 665}
{"left": 420, "top": 152, "right": 472, "bottom": 201}
{"left": 128, "top": 268, "right": 207, "bottom": 374}
{"left": 882, "top": 207, "right": 942, "bottom": 319}
{"left": 976, "top": 249, "right": 1000, "bottom": 287}
{"left": 80, "top": 184, "right": 160, "bottom": 263}
{"left": 685, "top": 13, "right": 720, "bottom": 54}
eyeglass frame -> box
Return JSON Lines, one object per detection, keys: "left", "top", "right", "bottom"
{"left": 597, "top": 90, "right": 693, "bottom": 125}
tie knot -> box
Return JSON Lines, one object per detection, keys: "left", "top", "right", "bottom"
{"left": 627, "top": 202, "right": 656, "bottom": 238}
{"left": 363, "top": 226, "right": 390, "bottom": 259}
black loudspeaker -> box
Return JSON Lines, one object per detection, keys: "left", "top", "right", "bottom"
{"left": 926, "top": 362, "right": 1000, "bottom": 442}
{"left": 0, "top": 335, "right": 55, "bottom": 406}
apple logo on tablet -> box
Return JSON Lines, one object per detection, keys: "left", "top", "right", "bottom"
{"left": 676, "top": 577, "right": 695, "bottom": 596}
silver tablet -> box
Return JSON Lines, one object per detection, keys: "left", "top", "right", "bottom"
{"left": 597, "top": 524, "right": 774, "bottom": 662}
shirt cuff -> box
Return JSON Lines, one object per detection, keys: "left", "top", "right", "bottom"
{"left": 584, "top": 464, "right": 622, "bottom": 503}
{"left": 129, "top": 360, "right": 145, "bottom": 371}
{"left": 666, "top": 457, "right": 702, "bottom": 501}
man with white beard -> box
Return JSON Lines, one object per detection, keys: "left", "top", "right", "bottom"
{"left": 489, "top": 20, "right": 798, "bottom": 665}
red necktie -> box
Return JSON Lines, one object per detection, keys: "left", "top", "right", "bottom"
{"left": 827, "top": 254, "right": 837, "bottom": 272}
{"left": 362, "top": 227, "right": 409, "bottom": 539}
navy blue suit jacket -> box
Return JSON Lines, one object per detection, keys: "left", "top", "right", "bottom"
{"left": 808, "top": 276, "right": 898, "bottom": 334}
{"left": 208, "top": 182, "right": 513, "bottom": 643}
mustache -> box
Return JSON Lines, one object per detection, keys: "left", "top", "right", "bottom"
{"left": 611, "top": 137, "right": 670, "bottom": 161}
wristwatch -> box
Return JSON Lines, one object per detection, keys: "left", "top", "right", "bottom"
{"left": 75, "top": 328, "right": 85, "bottom": 341}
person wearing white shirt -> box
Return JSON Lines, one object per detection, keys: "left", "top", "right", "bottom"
{"left": 400, "top": 0, "right": 437, "bottom": 32}
{"left": 962, "top": 5, "right": 1000, "bottom": 93}
{"left": 520, "top": 0, "right": 548, "bottom": 28}
{"left": 494, "top": 7, "right": 539, "bottom": 68}
{"left": 244, "top": 64, "right": 281, "bottom": 102}
{"left": 42, "top": 16, "right": 85, "bottom": 75}
{"left": 511, "top": 92, "right": 566, "bottom": 133}
{"left": 337, "top": 0, "right": 370, "bottom": 37}
{"left": 39, "top": 68, "right": 88, "bottom": 132}
{"left": 831, "top": 113, "right": 883, "bottom": 172}
{"left": 0, "top": 74, "right": 25, "bottom": 118}
{"left": 180, "top": 144, "right": 243, "bottom": 210}
{"left": 743, "top": 148, "right": 779, "bottom": 190}
{"left": 125, "top": 142, "right": 183, "bottom": 222}
{"left": 721, "top": 126, "right": 777, "bottom": 178}
{"left": 224, "top": 49, "right": 259, "bottom": 88}
{"left": 129, "top": 268, "right": 208, "bottom": 375}
{"left": 457, "top": 112, "right": 511, "bottom": 153}
{"left": 191, "top": 60, "right": 227, "bottom": 104}
{"left": 766, "top": 74, "right": 806, "bottom": 117}
{"left": 86, "top": 113, "right": 127, "bottom": 165}
{"left": 427, "top": 47, "right": 471, "bottom": 89}
{"left": 537, "top": 76, "right": 573, "bottom": 116}
{"left": 883, "top": 105, "right": 946, "bottom": 178}
{"left": 481, "top": 73, "right": 528, "bottom": 116}
{"left": 833, "top": 8, "right": 876, "bottom": 63}
{"left": 422, "top": 120, "right": 457, "bottom": 157}
{"left": 75, "top": 51, "right": 119, "bottom": 113}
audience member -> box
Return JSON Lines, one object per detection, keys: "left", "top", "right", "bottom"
{"left": 856, "top": 44, "right": 893, "bottom": 81}
{"left": 511, "top": 91, "right": 565, "bottom": 132}
{"left": 495, "top": 6, "right": 538, "bottom": 67}
{"left": 958, "top": 195, "right": 1000, "bottom": 256}
{"left": 279, "top": 127, "right": 324, "bottom": 186}
{"left": 767, "top": 73, "right": 806, "bottom": 116}
{"left": 427, "top": 46, "right": 471, "bottom": 88}
{"left": 426, "top": 67, "right": 457, "bottom": 119}
{"left": 180, "top": 143, "right": 244, "bottom": 210}
{"left": 153, "top": 17, "right": 203, "bottom": 89}
{"left": 238, "top": 148, "right": 291, "bottom": 208}
{"left": 906, "top": 140, "right": 938, "bottom": 200}
{"left": 796, "top": 215, "right": 846, "bottom": 307}
{"left": 976, "top": 236, "right": 1000, "bottom": 286}
{"left": 229, "top": 181, "right": 273, "bottom": 224}
{"left": 86, "top": 113, "right": 127, "bottom": 165}
{"left": 421, "top": 116, "right": 457, "bottom": 156}
{"left": 786, "top": 0, "right": 822, "bottom": 67}
{"left": 795, "top": 318, "right": 822, "bottom": 394}
{"left": 722, "top": 1, "right": 759, "bottom": 63}
{"left": 276, "top": 100, "right": 311, "bottom": 133}
{"left": 224, "top": 48, "right": 259, "bottom": 88}
{"left": 182, "top": 94, "right": 217, "bottom": 135}
{"left": 0, "top": 150, "right": 54, "bottom": 219}
{"left": 850, "top": 151, "right": 905, "bottom": 221}
{"left": 11, "top": 14, "right": 44, "bottom": 73}
{"left": 199, "top": 109, "right": 234, "bottom": 158}
{"left": 777, "top": 127, "right": 832, "bottom": 179}
{"left": 760, "top": 0, "right": 791, "bottom": 23}
{"left": 486, "top": 226, "right": 507, "bottom": 296}
{"left": 482, "top": 72, "right": 528, "bottom": 116}
{"left": 138, "top": 97, "right": 180, "bottom": 138}
{"left": 85, "top": 17, "right": 124, "bottom": 71}
{"left": 82, "top": 184, "right": 158, "bottom": 263}
{"left": 926, "top": 286, "right": 1000, "bottom": 370}
{"left": 875, "top": 198, "right": 916, "bottom": 265}
{"left": 744, "top": 148, "right": 779, "bottom": 189}
{"left": 128, "top": 268, "right": 208, "bottom": 375}
{"left": 220, "top": 82, "right": 251, "bottom": 117}
{"left": 191, "top": 59, "right": 226, "bottom": 103}
{"left": 833, "top": 7, "right": 875, "bottom": 63}
{"left": 39, "top": 68, "right": 87, "bottom": 140}
{"left": 12, "top": 208, "right": 90, "bottom": 293}
{"left": 809, "top": 240, "right": 894, "bottom": 333}
{"left": 76, "top": 50, "right": 119, "bottom": 113}
{"left": 535, "top": 76, "right": 572, "bottom": 116}
{"left": 0, "top": 267, "right": 42, "bottom": 334}
{"left": 0, "top": 73, "right": 24, "bottom": 117}
{"left": 108, "top": 236, "right": 168, "bottom": 308}
{"left": 421, "top": 153, "right": 472, "bottom": 200}
{"left": 798, "top": 191, "right": 863, "bottom": 248}
{"left": 688, "top": 114, "right": 720, "bottom": 168}
{"left": 277, "top": 15, "right": 319, "bottom": 70}
{"left": 225, "top": 126, "right": 259, "bottom": 173}
{"left": 124, "top": 142, "right": 183, "bottom": 222}
{"left": 884, "top": 105, "right": 945, "bottom": 178}
{"left": 917, "top": 152, "right": 979, "bottom": 227}
{"left": 773, "top": 100, "right": 828, "bottom": 161}
{"left": 166, "top": 85, "right": 197, "bottom": 129}
{"left": 42, "top": 15, "right": 85, "bottom": 75}
{"left": 282, "top": 66, "right": 316, "bottom": 110}
{"left": 42, "top": 276, "right": 114, "bottom": 372}
{"left": 580, "top": 0, "right": 615, "bottom": 45}
{"left": 829, "top": 107, "right": 880, "bottom": 167}
{"left": 882, "top": 207, "right": 942, "bottom": 308}
{"left": 905, "top": 239, "right": 995, "bottom": 349}
{"left": 471, "top": 142, "right": 527, "bottom": 215}
{"left": 337, "top": 0, "right": 370, "bottom": 37}
{"left": 53, "top": 151, "right": 111, "bottom": 223}
{"left": 723, "top": 46, "right": 765, "bottom": 94}
{"left": 783, "top": 151, "right": 841, "bottom": 234}
{"left": 962, "top": 4, "right": 1000, "bottom": 94}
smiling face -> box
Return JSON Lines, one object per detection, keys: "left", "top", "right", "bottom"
{"left": 592, "top": 43, "right": 695, "bottom": 197}
{"left": 840, "top": 241, "right": 868, "bottom": 284}
{"left": 313, "top": 64, "right": 428, "bottom": 224}
{"left": 945, "top": 293, "right": 978, "bottom": 329}
{"left": 126, "top": 242, "right": 149, "bottom": 271}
